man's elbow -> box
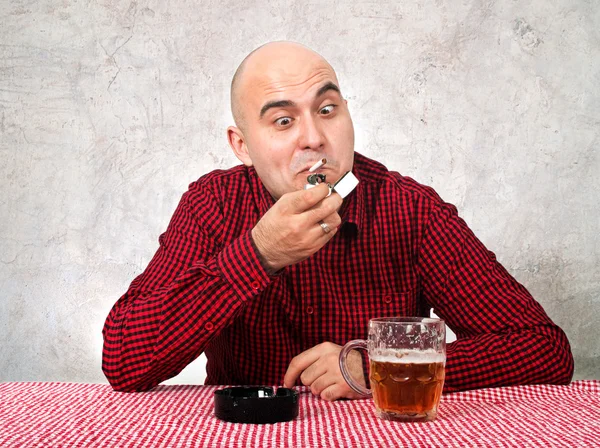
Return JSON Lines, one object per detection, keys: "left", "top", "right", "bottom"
{"left": 544, "top": 327, "right": 575, "bottom": 385}
{"left": 104, "top": 374, "right": 157, "bottom": 393}
{"left": 102, "top": 362, "right": 158, "bottom": 393}
{"left": 109, "top": 382, "right": 154, "bottom": 393}
{"left": 553, "top": 345, "right": 574, "bottom": 385}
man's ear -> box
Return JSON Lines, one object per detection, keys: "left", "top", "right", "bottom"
{"left": 227, "top": 126, "right": 253, "bottom": 166}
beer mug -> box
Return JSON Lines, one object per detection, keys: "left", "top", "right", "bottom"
{"left": 339, "top": 317, "right": 446, "bottom": 422}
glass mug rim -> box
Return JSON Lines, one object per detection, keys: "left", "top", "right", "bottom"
{"left": 370, "top": 317, "right": 444, "bottom": 325}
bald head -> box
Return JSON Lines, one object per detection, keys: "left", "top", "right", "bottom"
{"left": 230, "top": 42, "right": 339, "bottom": 131}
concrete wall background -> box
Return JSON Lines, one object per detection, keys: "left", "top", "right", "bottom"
{"left": 1, "top": 0, "right": 598, "bottom": 385}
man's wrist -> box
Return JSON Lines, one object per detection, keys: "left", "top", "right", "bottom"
{"left": 217, "top": 230, "right": 272, "bottom": 301}
{"left": 251, "top": 227, "right": 280, "bottom": 275}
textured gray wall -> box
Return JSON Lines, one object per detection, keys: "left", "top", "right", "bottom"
{"left": 1, "top": 0, "right": 598, "bottom": 385}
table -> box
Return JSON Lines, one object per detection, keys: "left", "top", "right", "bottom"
{"left": 1, "top": 381, "right": 598, "bottom": 447}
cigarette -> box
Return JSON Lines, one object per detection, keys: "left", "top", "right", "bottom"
{"left": 309, "top": 158, "right": 327, "bottom": 172}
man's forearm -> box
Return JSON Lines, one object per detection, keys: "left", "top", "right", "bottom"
{"left": 442, "top": 324, "right": 573, "bottom": 393}
{"left": 102, "top": 194, "right": 273, "bottom": 392}
{"left": 417, "top": 199, "right": 574, "bottom": 393}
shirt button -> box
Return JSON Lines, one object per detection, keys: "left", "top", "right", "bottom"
{"left": 306, "top": 306, "right": 314, "bottom": 315}
{"left": 205, "top": 322, "right": 214, "bottom": 331}
{"left": 251, "top": 281, "right": 260, "bottom": 290}
{"left": 384, "top": 295, "right": 392, "bottom": 304}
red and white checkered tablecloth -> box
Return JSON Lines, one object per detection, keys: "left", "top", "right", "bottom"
{"left": 0, "top": 381, "right": 598, "bottom": 447}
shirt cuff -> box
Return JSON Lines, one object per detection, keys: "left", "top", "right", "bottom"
{"left": 217, "top": 229, "right": 272, "bottom": 302}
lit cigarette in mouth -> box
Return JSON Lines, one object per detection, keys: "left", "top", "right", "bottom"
{"left": 308, "top": 158, "right": 327, "bottom": 172}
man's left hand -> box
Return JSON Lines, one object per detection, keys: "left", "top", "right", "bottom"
{"left": 283, "top": 342, "right": 366, "bottom": 401}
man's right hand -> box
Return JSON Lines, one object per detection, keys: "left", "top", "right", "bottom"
{"left": 252, "top": 183, "right": 343, "bottom": 274}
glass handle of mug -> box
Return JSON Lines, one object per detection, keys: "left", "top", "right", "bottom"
{"left": 339, "top": 340, "right": 372, "bottom": 396}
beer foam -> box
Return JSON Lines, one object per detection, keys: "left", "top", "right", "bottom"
{"left": 370, "top": 349, "right": 445, "bottom": 364}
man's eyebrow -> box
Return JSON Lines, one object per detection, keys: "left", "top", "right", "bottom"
{"left": 316, "top": 81, "right": 341, "bottom": 98}
{"left": 258, "top": 82, "right": 341, "bottom": 119}
{"left": 259, "top": 100, "right": 296, "bottom": 119}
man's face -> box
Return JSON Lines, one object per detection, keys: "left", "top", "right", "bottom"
{"left": 231, "top": 53, "right": 355, "bottom": 200}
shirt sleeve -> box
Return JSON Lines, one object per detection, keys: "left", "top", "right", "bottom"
{"left": 416, "top": 200, "right": 574, "bottom": 393}
{"left": 102, "top": 182, "right": 271, "bottom": 392}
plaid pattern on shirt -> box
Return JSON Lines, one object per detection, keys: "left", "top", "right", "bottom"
{"left": 102, "top": 152, "right": 573, "bottom": 392}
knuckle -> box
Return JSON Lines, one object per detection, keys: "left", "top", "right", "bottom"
{"left": 276, "top": 199, "right": 290, "bottom": 215}
{"left": 324, "top": 341, "right": 337, "bottom": 351}
{"left": 322, "top": 388, "right": 336, "bottom": 402}
{"left": 324, "top": 197, "right": 338, "bottom": 212}
{"left": 317, "top": 183, "right": 330, "bottom": 195}
{"left": 331, "top": 214, "right": 342, "bottom": 227}
{"left": 313, "top": 209, "right": 329, "bottom": 224}
{"left": 330, "top": 194, "right": 342, "bottom": 208}
{"left": 325, "top": 205, "right": 337, "bottom": 217}
{"left": 326, "top": 352, "right": 338, "bottom": 363}
{"left": 302, "top": 189, "right": 314, "bottom": 203}
{"left": 291, "top": 192, "right": 308, "bottom": 209}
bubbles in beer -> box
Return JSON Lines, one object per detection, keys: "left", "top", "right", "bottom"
{"left": 371, "top": 349, "right": 445, "bottom": 365}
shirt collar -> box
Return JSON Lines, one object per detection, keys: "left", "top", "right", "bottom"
{"left": 248, "top": 167, "right": 276, "bottom": 216}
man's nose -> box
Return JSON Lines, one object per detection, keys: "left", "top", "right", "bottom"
{"left": 297, "top": 115, "right": 324, "bottom": 150}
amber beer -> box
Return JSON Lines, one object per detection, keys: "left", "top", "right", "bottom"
{"left": 369, "top": 350, "right": 445, "bottom": 421}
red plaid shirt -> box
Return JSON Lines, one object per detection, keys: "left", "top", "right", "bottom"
{"left": 102, "top": 152, "right": 573, "bottom": 393}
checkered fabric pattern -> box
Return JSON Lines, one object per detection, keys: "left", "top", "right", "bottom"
{"left": 102, "top": 152, "right": 573, "bottom": 393}
{"left": 0, "top": 381, "right": 598, "bottom": 447}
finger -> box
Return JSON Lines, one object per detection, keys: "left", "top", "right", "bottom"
{"left": 306, "top": 193, "right": 343, "bottom": 224}
{"left": 320, "top": 383, "right": 349, "bottom": 402}
{"left": 283, "top": 347, "right": 324, "bottom": 388}
{"left": 318, "top": 213, "right": 342, "bottom": 232}
{"left": 300, "top": 361, "right": 328, "bottom": 387}
{"left": 285, "top": 183, "right": 332, "bottom": 214}
{"left": 310, "top": 220, "right": 339, "bottom": 243}
{"left": 309, "top": 373, "right": 337, "bottom": 396}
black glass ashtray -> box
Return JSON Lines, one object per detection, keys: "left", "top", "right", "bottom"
{"left": 214, "top": 386, "right": 299, "bottom": 424}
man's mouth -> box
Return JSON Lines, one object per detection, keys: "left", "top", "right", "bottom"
{"left": 299, "top": 160, "right": 332, "bottom": 175}
{"left": 309, "top": 158, "right": 327, "bottom": 172}
{"left": 295, "top": 157, "right": 331, "bottom": 175}
{"left": 299, "top": 167, "right": 327, "bottom": 174}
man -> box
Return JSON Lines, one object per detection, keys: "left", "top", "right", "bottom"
{"left": 102, "top": 41, "right": 573, "bottom": 400}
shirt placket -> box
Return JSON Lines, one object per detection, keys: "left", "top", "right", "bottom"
{"left": 290, "top": 257, "right": 321, "bottom": 350}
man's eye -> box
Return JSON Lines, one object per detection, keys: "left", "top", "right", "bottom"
{"left": 275, "top": 117, "right": 292, "bottom": 126}
{"left": 320, "top": 105, "right": 336, "bottom": 115}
